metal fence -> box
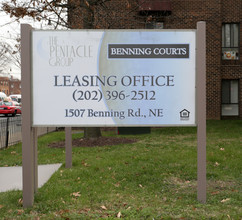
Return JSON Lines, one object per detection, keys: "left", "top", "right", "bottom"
{"left": 0, "top": 116, "right": 57, "bottom": 149}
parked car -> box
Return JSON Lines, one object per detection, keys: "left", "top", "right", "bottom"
{"left": 9, "top": 94, "right": 21, "bottom": 104}
{"left": 12, "top": 101, "right": 22, "bottom": 115}
{"left": 0, "top": 101, "right": 21, "bottom": 116}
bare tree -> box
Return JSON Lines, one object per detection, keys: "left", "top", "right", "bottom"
{"left": 1, "top": 0, "right": 68, "bottom": 29}
{"left": 0, "top": 41, "right": 13, "bottom": 72}
{"left": 1, "top": 0, "right": 152, "bottom": 30}
{"left": 6, "top": 37, "right": 21, "bottom": 70}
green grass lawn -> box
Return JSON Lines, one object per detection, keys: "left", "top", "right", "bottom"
{"left": 0, "top": 120, "right": 241, "bottom": 219}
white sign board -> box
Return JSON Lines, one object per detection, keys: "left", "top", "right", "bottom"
{"left": 32, "top": 30, "right": 196, "bottom": 126}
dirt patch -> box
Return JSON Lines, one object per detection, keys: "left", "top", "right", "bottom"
{"left": 48, "top": 137, "right": 137, "bottom": 148}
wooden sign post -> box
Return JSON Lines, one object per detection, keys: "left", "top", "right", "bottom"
{"left": 196, "top": 21, "right": 206, "bottom": 203}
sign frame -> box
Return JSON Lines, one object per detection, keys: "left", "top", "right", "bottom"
{"left": 21, "top": 22, "right": 206, "bottom": 207}
{"left": 31, "top": 29, "right": 197, "bottom": 127}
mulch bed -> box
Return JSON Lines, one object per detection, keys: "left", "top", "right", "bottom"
{"left": 48, "top": 137, "right": 137, "bottom": 148}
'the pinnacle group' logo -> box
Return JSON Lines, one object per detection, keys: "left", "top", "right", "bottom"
{"left": 48, "top": 36, "right": 93, "bottom": 67}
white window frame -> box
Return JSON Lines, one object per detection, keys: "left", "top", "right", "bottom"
{"left": 222, "top": 23, "right": 239, "bottom": 60}
{"left": 221, "top": 79, "right": 239, "bottom": 116}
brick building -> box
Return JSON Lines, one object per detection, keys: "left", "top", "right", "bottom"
{"left": 0, "top": 75, "right": 21, "bottom": 96}
{"left": 69, "top": 0, "right": 242, "bottom": 119}
{"left": 9, "top": 76, "right": 21, "bottom": 95}
{"left": 0, "top": 76, "right": 10, "bottom": 95}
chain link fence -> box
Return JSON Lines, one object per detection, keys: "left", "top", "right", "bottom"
{"left": 0, "top": 116, "right": 57, "bottom": 149}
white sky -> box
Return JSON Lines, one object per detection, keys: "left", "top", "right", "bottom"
{"left": 0, "top": 0, "right": 51, "bottom": 79}
{"left": 0, "top": 9, "right": 20, "bottom": 78}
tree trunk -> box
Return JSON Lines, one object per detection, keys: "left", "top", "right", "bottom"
{"left": 84, "top": 127, "right": 102, "bottom": 139}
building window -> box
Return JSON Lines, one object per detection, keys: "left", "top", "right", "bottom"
{"left": 222, "top": 80, "right": 239, "bottom": 116}
{"left": 222, "top": 23, "right": 239, "bottom": 60}
{"left": 145, "top": 21, "right": 164, "bottom": 29}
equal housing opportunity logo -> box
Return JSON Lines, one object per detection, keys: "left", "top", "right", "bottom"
{"left": 180, "top": 109, "right": 190, "bottom": 121}
{"left": 108, "top": 44, "right": 189, "bottom": 59}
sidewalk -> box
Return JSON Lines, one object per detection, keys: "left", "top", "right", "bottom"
{"left": 0, "top": 164, "right": 62, "bottom": 192}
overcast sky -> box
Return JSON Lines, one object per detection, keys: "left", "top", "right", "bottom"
{"left": 0, "top": 1, "right": 49, "bottom": 79}
{"left": 0, "top": 5, "right": 20, "bottom": 78}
